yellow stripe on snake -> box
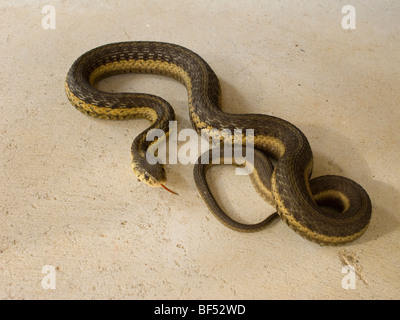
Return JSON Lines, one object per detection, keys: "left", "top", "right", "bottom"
{"left": 65, "top": 41, "right": 371, "bottom": 245}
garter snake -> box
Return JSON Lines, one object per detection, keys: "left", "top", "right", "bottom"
{"left": 65, "top": 41, "right": 371, "bottom": 245}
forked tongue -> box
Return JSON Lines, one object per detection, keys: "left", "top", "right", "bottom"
{"left": 161, "top": 184, "right": 179, "bottom": 195}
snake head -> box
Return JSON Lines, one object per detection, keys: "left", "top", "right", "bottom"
{"left": 131, "top": 160, "right": 178, "bottom": 195}
{"left": 132, "top": 160, "right": 166, "bottom": 186}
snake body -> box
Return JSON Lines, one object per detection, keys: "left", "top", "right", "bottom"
{"left": 65, "top": 41, "right": 371, "bottom": 245}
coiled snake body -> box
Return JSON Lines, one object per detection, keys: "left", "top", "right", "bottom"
{"left": 65, "top": 41, "right": 371, "bottom": 245}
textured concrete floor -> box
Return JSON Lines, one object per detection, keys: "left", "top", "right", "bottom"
{"left": 1, "top": 1, "right": 399, "bottom": 299}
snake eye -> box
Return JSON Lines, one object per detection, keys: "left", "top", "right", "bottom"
{"left": 144, "top": 172, "right": 150, "bottom": 180}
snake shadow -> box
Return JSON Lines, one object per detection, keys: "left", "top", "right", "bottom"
{"left": 302, "top": 124, "right": 400, "bottom": 245}
{"left": 219, "top": 78, "right": 399, "bottom": 245}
